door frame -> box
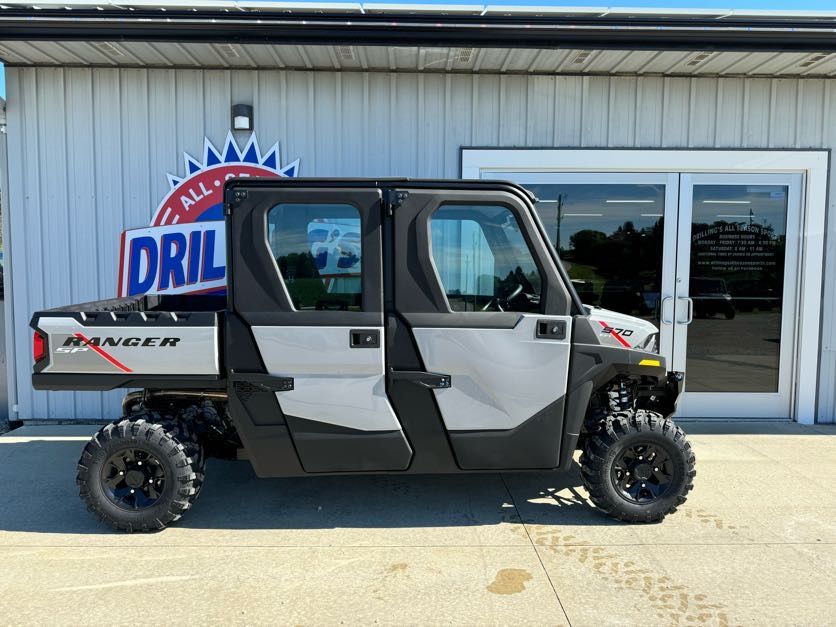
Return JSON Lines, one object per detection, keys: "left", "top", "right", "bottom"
{"left": 462, "top": 148, "right": 829, "bottom": 424}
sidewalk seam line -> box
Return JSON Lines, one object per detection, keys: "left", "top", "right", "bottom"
{"left": 499, "top": 472, "right": 572, "bottom": 627}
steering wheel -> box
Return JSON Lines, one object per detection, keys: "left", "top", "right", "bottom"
{"left": 481, "top": 284, "right": 524, "bottom": 312}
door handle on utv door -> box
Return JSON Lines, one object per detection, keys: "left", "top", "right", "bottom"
{"left": 390, "top": 370, "right": 452, "bottom": 389}
{"left": 350, "top": 329, "right": 380, "bottom": 348}
{"left": 536, "top": 319, "right": 566, "bottom": 339}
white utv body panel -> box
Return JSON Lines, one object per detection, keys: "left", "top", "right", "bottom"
{"left": 585, "top": 307, "right": 659, "bottom": 351}
{"left": 412, "top": 314, "right": 573, "bottom": 431}
{"left": 36, "top": 316, "right": 219, "bottom": 375}
{"left": 252, "top": 326, "right": 403, "bottom": 432}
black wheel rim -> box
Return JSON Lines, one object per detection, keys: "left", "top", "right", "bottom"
{"left": 611, "top": 443, "right": 674, "bottom": 504}
{"left": 100, "top": 447, "right": 167, "bottom": 510}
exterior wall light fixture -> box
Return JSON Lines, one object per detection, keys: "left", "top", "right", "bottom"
{"left": 232, "top": 104, "right": 254, "bottom": 131}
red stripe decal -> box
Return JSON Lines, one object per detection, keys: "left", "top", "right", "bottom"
{"left": 598, "top": 320, "right": 631, "bottom": 348}
{"left": 74, "top": 333, "right": 133, "bottom": 373}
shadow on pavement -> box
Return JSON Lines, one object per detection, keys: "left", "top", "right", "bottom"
{"left": 0, "top": 439, "right": 617, "bottom": 534}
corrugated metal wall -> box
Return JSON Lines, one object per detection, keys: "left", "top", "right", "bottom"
{"left": 5, "top": 67, "right": 836, "bottom": 422}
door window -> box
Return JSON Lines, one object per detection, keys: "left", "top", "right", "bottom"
{"left": 267, "top": 203, "right": 362, "bottom": 311}
{"left": 429, "top": 204, "right": 542, "bottom": 313}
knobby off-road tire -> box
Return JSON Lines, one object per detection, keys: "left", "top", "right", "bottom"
{"left": 76, "top": 416, "right": 200, "bottom": 532}
{"left": 157, "top": 412, "right": 206, "bottom": 499}
{"left": 580, "top": 409, "right": 696, "bottom": 523}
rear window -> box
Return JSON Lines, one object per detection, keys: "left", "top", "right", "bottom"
{"left": 267, "top": 203, "right": 363, "bottom": 311}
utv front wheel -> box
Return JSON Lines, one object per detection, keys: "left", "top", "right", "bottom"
{"left": 77, "top": 418, "right": 199, "bottom": 532}
{"left": 580, "top": 410, "right": 695, "bottom": 523}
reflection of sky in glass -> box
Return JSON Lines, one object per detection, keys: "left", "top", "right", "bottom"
{"left": 431, "top": 219, "right": 495, "bottom": 296}
{"left": 430, "top": 205, "right": 541, "bottom": 298}
{"left": 524, "top": 183, "right": 665, "bottom": 253}
{"left": 267, "top": 203, "right": 360, "bottom": 254}
{"left": 691, "top": 185, "right": 787, "bottom": 236}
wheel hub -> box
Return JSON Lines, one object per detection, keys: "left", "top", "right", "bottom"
{"left": 611, "top": 442, "right": 674, "bottom": 504}
{"left": 100, "top": 447, "right": 166, "bottom": 510}
{"left": 633, "top": 463, "right": 652, "bottom": 481}
{"left": 124, "top": 469, "right": 145, "bottom": 489}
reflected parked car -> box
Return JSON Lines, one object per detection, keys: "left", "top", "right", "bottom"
{"left": 727, "top": 279, "right": 780, "bottom": 312}
{"left": 641, "top": 290, "right": 661, "bottom": 318}
{"left": 690, "top": 277, "right": 735, "bottom": 320}
{"left": 600, "top": 279, "right": 646, "bottom": 316}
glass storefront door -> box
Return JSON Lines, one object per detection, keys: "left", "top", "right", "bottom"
{"left": 484, "top": 170, "right": 803, "bottom": 419}
{"left": 673, "top": 174, "right": 801, "bottom": 418}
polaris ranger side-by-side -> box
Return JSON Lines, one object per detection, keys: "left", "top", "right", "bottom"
{"left": 31, "top": 179, "right": 695, "bottom": 532}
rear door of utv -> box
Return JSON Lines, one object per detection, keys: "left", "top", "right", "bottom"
{"left": 225, "top": 183, "right": 413, "bottom": 474}
{"left": 386, "top": 184, "right": 575, "bottom": 470}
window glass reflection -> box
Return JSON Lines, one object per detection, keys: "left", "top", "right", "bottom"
{"left": 526, "top": 183, "right": 665, "bottom": 324}
{"left": 267, "top": 203, "right": 362, "bottom": 311}
{"left": 430, "top": 205, "right": 543, "bottom": 313}
{"left": 685, "top": 185, "right": 788, "bottom": 392}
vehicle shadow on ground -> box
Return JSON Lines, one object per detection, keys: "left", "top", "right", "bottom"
{"left": 0, "top": 440, "right": 618, "bottom": 535}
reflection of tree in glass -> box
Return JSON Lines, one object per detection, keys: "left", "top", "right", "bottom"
{"left": 496, "top": 266, "right": 539, "bottom": 297}
{"left": 277, "top": 252, "right": 327, "bottom": 308}
{"left": 564, "top": 220, "right": 664, "bottom": 316}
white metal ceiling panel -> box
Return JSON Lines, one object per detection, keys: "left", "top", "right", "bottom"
{"left": 3, "top": 41, "right": 836, "bottom": 78}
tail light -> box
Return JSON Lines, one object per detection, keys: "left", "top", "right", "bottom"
{"left": 33, "top": 331, "right": 46, "bottom": 362}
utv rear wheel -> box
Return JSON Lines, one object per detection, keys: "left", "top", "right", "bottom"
{"left": 76, "top": 417, "right": 199, "bottom": 532}
{"left": 157, "top": 415, "right": 206, "bottom": 499}
{"left": 580, "top": 409, "right": 695, "bottom": 523}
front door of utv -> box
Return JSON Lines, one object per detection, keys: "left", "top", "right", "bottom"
{"left": 226, "top": 183, "right": 412, "bottom": 474}
{"left": 390, "top": 186, "right": 575, "bottom": 469}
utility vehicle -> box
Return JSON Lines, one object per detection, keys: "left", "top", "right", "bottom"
{"left": 31, "top": 179, "right": 695, "bottom": 532}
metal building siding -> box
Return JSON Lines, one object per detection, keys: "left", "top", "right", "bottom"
{"left": 5, "top": 67, "right": 836, "bottom": 422}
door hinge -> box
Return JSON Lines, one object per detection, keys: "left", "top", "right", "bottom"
{"left": 384, "top": 189, "right": 409, "bottom": 216}
{"left": 224, "top": 189, "right": 249, "bottom": 215}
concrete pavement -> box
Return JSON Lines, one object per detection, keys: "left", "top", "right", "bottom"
{"left": 0, "top": 421, "right": 834, "bottom": 625}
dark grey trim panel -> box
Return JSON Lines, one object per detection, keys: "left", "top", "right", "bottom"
{"left": 559, "top": 380, "right": 593, "bottom": 471}
{"left": 402, "top": 312, "right": 521, "bottom": 329}
{"left": 572, "top": 316, "right": 604, "bottom": 345}
{"left": 569, "top": 343, "right": 667, "bottom": 392}
{"left": 242, "top": 311, "right": 383, "bottom": 327}
{"left": 224, "top": 312, "right": 304, "bottom": 475}
{"left": 448, "top": 396, "right": 565, "bottom": 470}
{"left": 285, "top": 415, "right": 413, "bottom": 473}
{"left": 32, "top": 374, "right": 225, "bottom": 392}
{"left": 386, "top": 378, "right": 461, "bottom": 473}
{"left": 32, "top": 298, "right": 220, "bottom": 328}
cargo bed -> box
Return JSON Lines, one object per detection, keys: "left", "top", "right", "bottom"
{"left": 31, "top": 294, "right": 225, "bottom": 391}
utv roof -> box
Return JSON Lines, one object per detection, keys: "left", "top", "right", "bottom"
{"left": 225, "top": 177, "right": 538, "bottom": 202}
